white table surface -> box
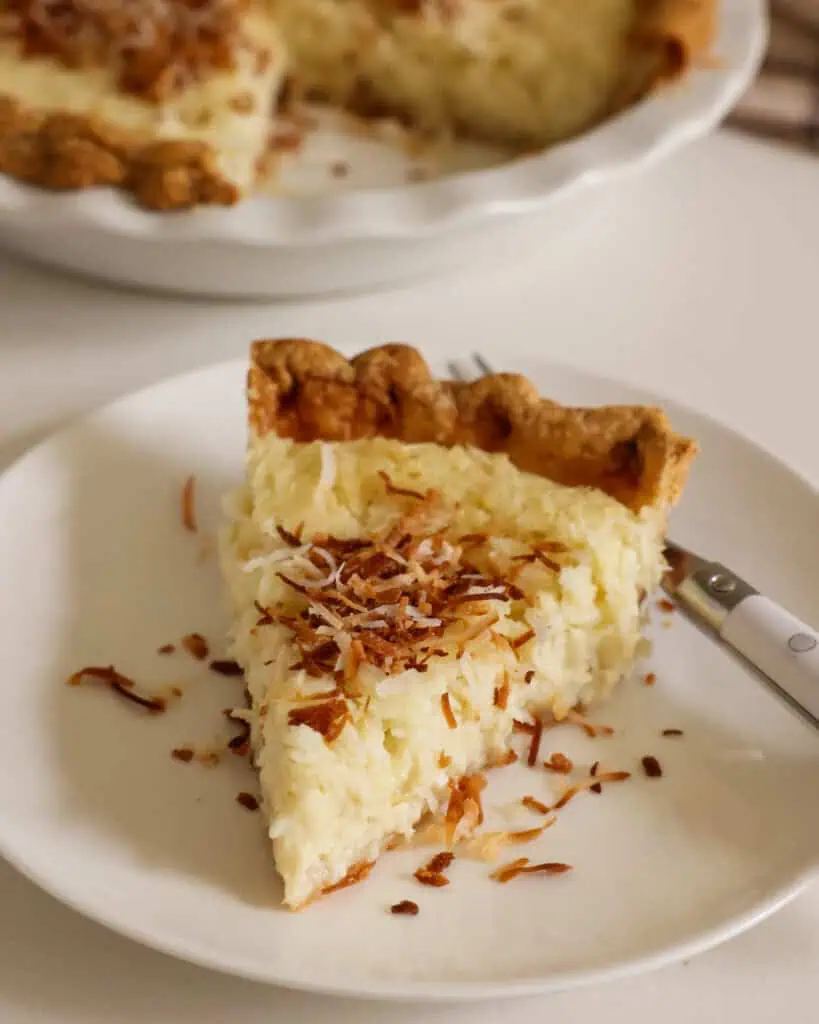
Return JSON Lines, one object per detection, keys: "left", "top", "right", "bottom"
{"left": 0, "top": 130, "right": 816, "bottom": 1022}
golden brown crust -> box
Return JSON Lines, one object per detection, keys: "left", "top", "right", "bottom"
{"left": 247, "top": 339, "right": 697, "bottom": 514}
{"left": 608, "top": 0, "right": 718, "bottom": 116}
{"left": 0, "top": 97, "right": 239, "bottom": 210}
{"left": 637, "top": 0, "right": 718, "bottom": 77}
{"left": 292, "top": 858, "right": 376, "bottom": 910}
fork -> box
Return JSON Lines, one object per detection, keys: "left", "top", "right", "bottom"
{"left": 448, "top": 354, "right": 819, "bottom": 731}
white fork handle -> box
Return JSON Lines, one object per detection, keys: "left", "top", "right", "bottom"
{"left": 669, "top": 556, "right": 819, "bottom": 732}
{"left": 721, "top": 596, "right": 819, "bottom": 727}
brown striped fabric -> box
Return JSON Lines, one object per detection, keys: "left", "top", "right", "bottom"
{"left": 729, "top": 1, "right": 819, "bottom": 152}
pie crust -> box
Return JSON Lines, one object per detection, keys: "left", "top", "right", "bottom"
{"left": 248, "top": 338, "right": 698, "bottom": 515}
{"left": 0, "top": 99, "right": 239, "bottom": 210}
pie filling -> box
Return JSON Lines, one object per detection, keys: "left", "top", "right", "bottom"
{"left": 221, "top": 434, "right": 667, "bottom": 908}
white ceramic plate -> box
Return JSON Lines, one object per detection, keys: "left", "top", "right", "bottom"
{"left": 0, "top": 353, "right": 817, "bottom": 1002}
{"left": 0, "top": 0, "right": 765, "bottom": 296}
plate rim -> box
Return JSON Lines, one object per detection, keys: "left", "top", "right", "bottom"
{"left": 0, "top": 0, "right": 766, "bottom": 247}
{"left": 0, "top": 351, "right": 817, "bottom": 1002}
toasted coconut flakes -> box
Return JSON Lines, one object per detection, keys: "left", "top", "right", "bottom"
{"left": 288, "top": 696, "right": 350, "bottom": 743}
{"left": 459, "top": 833, "right": 508, "bottom": 862}
{"left": 510, "top": 628, "right": 535, "bottom": 651}
{"left": 227, "top": 714, "right": 251, "bottom": 755}
{"left": 445, "top": 773, "right": 486, "bottom": 843}
{"left": 522, "top": 861, "right": 573, "bottom": 876}
{"left": 378, "top": 470, "right": 426, "bottom": 501}
{"left": 28, "top": 2, "right": 256, "bottom": 102}
{"left": 489, "top": 857, "right": 529, "bottom": 882}
{"left": 553, "top": 785, "right": 581, "bottom": 810}
{"left": 414, "top": 850, "right": 454, "bottom": 887}
{"left": 513, "top": 719, "right": 536, "bottom": 736}
{"left": 492, "top": 749, "right": 518, "bottom": 767}
{"left": 390, "top": 900, "right": 419, "bottom": 916}
{"left": 522, "top": 795, "right": 550, "bottom": 815}
{"left": 564, "top": 710, "right": 614, "bottom": 738}
{"left": 422, "top": 851, "right": 455, "bottom": 873}
{"left": 510, "top": 822, "right": 554, "bottom": 842}
{"left": 440, "top": 692, "right": 457, "bottom": 729}
{"left": 323, "top": 861, "right": 374, "bottom": 895}
{"left": 532, "top": 551, "right": 561, "bottom": 572}
{"left": 67, "top": 665, "right": 167, "bottom": 713}
{"left": 254, "top": 600, "right": 274, "bottom": 625}
{"left": 209, "top": 659, "right": 243, "bottom": 677}
{"left": 491, "top": 857, "right": 572, "bottom": 883}
{"left": 455, "top": 611, "right": 499, "bottom": 654}
{"left": 438, "top": 752, "right": 451, "bottom": 768}
{"left": 553, "top": 770, "right": 631, "bottom": 808}
{"left": 662, "top": 728, "right": 684, "bottom": 737}
{"left": 171, "top": 747, "right": 194, "bottom": 762}
{"left": 181, "top": 475, "right": 197, "bottom": 532}
{"left": 533, "top": 540, "right": 568, "bottom": 554}
{"left": 458, "top": 532, "right": 489, "bottom": 547}
{"left": 510, "top": 544, "right": 564, "bottom": 573}
{"left": 527, "top": 718, "right": 544, "bottom": 767}
{"left": 489, "top": 631, "right": 512, "bottom": 653}
{"left": 644, "top": 672, "right": 657, "bottom": 686}
{"left": 543, "top": 752, "right": 573, "bottom": 774}
{"left": 276, "top": 524, "right": 302, "bottom": 547}
{"left": 657, "top": 599, "right": 675, "bottom": 614}
{"left": 157, "top": 643, "right": 175, "bottom": 655}
{"left": 181, "top": 633, "right": 209, "bottom": 661}
{"left": 463, "top": 775, "right": 486, "bottom": 824}
{"left": 267, "top": 495, "right": 526, "bottom": 693}
{"left": 493, "top": 673, "right": 510, "bottom": 709}
{"left": 642, "top": 755, "right": 663, "bottom": 778}
{"left": 414, "top": 870, "right": 450, "bottom": 888}
{"left": 461, "top": 823, "right": 555, "bottom": 860}
{"left": 413, "top": 820, "right": 449, "bottom": 847}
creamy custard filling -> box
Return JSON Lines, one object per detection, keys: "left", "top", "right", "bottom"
{"left": 220, "top": 436, "right": 665, "bottom": 908}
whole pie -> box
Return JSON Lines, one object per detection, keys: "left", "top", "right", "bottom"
{"left": 219, "top": 340, "right": 696, "bottom": 908}
{"left": 0, "top": 0, "right": 717, "bottom": 209}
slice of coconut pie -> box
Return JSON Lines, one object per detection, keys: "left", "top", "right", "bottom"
{"left": 219, "top": 340, "right": 696, "bottom": 908}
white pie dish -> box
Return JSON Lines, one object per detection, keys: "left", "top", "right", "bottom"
{"left": 0, "top": 0, "right": 765, "bottom": 298}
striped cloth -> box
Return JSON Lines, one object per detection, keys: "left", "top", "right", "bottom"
{"left": 729, "top": 0, "right": 819, "bottom": 152}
